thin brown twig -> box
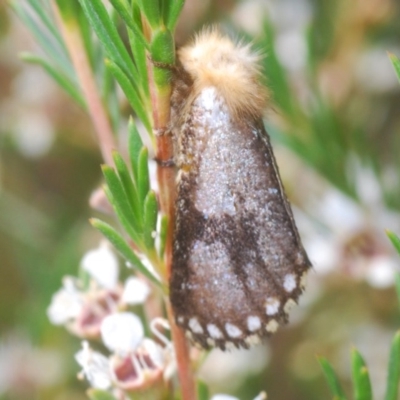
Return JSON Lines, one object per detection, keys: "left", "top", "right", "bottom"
{"left": 53, "top": 6, "right": 116, "bottom": 165}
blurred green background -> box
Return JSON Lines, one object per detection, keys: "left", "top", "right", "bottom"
{"left": 1, "top": 0, "right": 400, "bottom": 399}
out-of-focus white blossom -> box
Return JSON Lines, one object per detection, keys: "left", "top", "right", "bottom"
{"left": 200, "top": 346, "right": 269, "bottom": 392}
{"left": 301, "top": 164, "right": 400, "bottom": 288}
{"left": 101, "top": 312, "right": 144, "bottom": 355}
{"left": 75, "top": 341, "right": 112, "bottom": 390}
{"left": 122, "top": 277, "right": 150, "bottom": 305}
{"left": 81, "top": 241, "right": 119, "bottom": 289}
{"left": 47, "top": 277, "right": 83, "bottom": 325}
{"left": 211, "top": 392, "right": 266, "bottom": 400}
{"left": 0, "top": 333, "right": 63, "bottom": 395}
{"left": 211, "top": 395, "right": 239, "bottom": 400}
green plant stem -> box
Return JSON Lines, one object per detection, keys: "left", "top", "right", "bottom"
{"left": 53, "top": 5, "right": 116, "bottom": 165}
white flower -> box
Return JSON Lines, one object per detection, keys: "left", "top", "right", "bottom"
{"left": 110, "top": 338, "right": 166, "bottom": 391}
{"left": 211, "top": 396, "right": 239, "bottom": 400}
{"left": 122, "top": 277, "right": 150, "bottom": 305}
{"left": 81, "top": 241, "right": 119, "bottom": 289}
{"left": 300, "top": 165, "right": 400, "bottom": 288}
{"left": 101, "top": 312, "right": 144, "bottom": 355}
{"left": 47, "top": 277, "right": 83, "bottom": 325}
{"left": 211, "top": 393, "right": 266, "bottom": 400}
{"left": 75, "top": 341, "right": 112, "bottom": 390}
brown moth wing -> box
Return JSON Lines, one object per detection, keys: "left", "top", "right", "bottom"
{"left": 170, "top": 86, "right": 311, "bottom": 350}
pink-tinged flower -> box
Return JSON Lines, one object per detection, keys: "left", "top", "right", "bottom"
{"left": 48, "top": 242, "right": 152, "bottom": 339}
{"left": 75, "top": 316, "right": 174, "bottom": 395}
{"left": 110, "top": 339, "right": 165, "bottom": 391}
{"left": 75, "top": 341, "right": 112, "bottom": 390}
{"left": 71, "top": 287, "right": 121, "bottom": 338}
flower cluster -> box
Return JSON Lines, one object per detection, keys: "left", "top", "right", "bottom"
{"left": 47, "top": 242, "right": 174, "bottom": 398}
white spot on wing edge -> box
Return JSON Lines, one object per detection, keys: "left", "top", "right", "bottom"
{"left": 265, "top": 297, "right": 280, "bottom": 315}
{"left": 225, "top": 323, "right": 242, "bottom": 338}
{"left": 207, "top": 338, "right": 215, "bottom": 347}
{"left": 189, "top": 317, "right": 203, "bottom": 334}
{"left": 245, "top": 334, "right": 261, "bottom": 346}
{"left": 300, "top": 272, "right": 308, "bottom": 289}
{"left": 177, "top": 316, "right": 184, "bottom": 325}
{"left": 225, "top": 341, "right": 235, "bottom": 351}
{"left": 283, "top": 273, "right": 297, "bottom": 292}
{"left": 247, "top": 315, "right": 261, "bottom": 331}
{"left": 266, "top": 319, "right": 279, "bottom": 333}
{"left": 207, "top": 324, "right": 223, "bottom": 339}
{"left": 185, "top": 331, "right": 193, "bottom": 340}
{"left": 284, "top": 298, "right": 297, "bottom": 314}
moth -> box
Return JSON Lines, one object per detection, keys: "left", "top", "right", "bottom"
{"left": 169, "top": 29, "right": 311, "bottom": 350}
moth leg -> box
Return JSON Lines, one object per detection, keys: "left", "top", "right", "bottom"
{"left": 154, "top": 156, "right": 175, "bottom": 168}
{"left": 147, "top": 55, "right": 177, "bottom": 71}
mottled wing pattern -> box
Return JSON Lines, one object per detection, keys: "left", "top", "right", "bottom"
{"left": 170, "top": 87, "right": 311, "bottom": 350}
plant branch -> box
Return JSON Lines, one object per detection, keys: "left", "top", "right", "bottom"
{"left": 53, "top": 5, "right": 116, "bottom": 165}
{"left": 167, "top": 299, "right": 197, "bottom": 400}
{"left": 143, "top": 17, "right": 197, "bottom": 400}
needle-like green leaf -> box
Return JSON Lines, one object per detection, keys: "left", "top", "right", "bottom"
{"left": 78, "top": 0, "right": 137, "bottom": 81}
{"left": 318, "top": 357, "right": 347, "bottom": 400}
{"left": 105, "top": 59, "right": 152, "bottom": 133}
{"left": 143, "top": 191, "right": 158, "bottom": 250}
{"left": 91, "top": 218, "right": 161, "bottom": 287}
{"left": 384, "top": 331, "right": 400, "bottom": 400}
{"left": 351, "top": 348, "right": 372, "bottom": 400}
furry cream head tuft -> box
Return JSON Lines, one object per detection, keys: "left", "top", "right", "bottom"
{"left": 178, "top": 28, "right": 269, "bottom": 119}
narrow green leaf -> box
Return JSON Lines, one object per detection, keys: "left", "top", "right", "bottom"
{"left": 55, "top": 1, "right": 81, "bottom": 23}
{"left": 105, "top": 59, "right": 152, "bottom": 133}
{"left": 351, "top": 349, "right": 372, "bottom": 400}
{"left": 137, "top": 147, "right": 150, "bottom": 206}
{"left": 112, "top": 152, "right": 142, "bottom": 229}
{"left": 29, "top": 0, "right": 66, "bottom": 48}
{"left": 395, "top": 274, "right": 400, "bottom": 311}
{"left": 384, "top": 331, "right": 400, "bottom": 400}
{"left": 129, "top": 3, "right": 150, "bottom": 97}
{"left": 388, "top": 53, "right": 400, "bottom": 84}
{"left": 20, "top": 53, "right": 86, "bottom": 108}
{"left": 136, "top": 0, "right": 161, "bottom": 28}
{"left": 158, "top": 214, "right": 168, "bottom": 259}
{"left": 11, "top": 1, "right": 73, "bottom": 77}
{"left": 143, "top": 191, "right": 158, "bottom": 250}
{"left": 107, "top": 0, "right": 150, "bottom": 50}
{"left": 88, "top": 388, "right": 117, "bottom": 400}
{"left": 77, "top": 0, "right": 137, "bottom": 80}
{"left": 102, "top": 165, "right": 141, "bottom": 238}
{"left": 386, "top": 230, "right": 400, "bottom": 256}
{"left": 165, "top": 0, "right": 185, "bottom": 30}
{"left": 91, "top": 218, "right": 161, "bottom": 287}
{"left": 197, "top": 380, "right": 210, "bottom": 400}
{"left": 318, "top": 357, "right": 347, "bottom": 400}
{"left": 102, "top": 65, "right": 120, "bottom": 132}
{"left": 77, "top": 3, "right": 97, "bottom": 70}
{"left": 104, "top": 185, "right": 141, "bottom": 245}
{"left": 128, "top": 118, "right": 143, "bottom": 184}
